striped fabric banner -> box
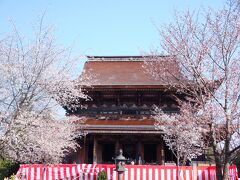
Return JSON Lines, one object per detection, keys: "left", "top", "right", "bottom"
{"left": 17, "top": 164, "right": 99, "bottom": 180}
{"left": 16, "top": 164, "right": 238, "bottom": 180}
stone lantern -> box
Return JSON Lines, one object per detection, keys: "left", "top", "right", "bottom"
{"left": 114, "top": 149, "right": 127, "bottom": 180}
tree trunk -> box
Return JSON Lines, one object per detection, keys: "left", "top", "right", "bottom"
{"left": 222, "top": 162, "right": 230, "bottom": 180}
{"left": 182, "top": 156, "right": 187, "bottom": 166}
{"left": 215, "top": 155, "right": 223, "bottom": 180}
{"left": 177, "top": 156, "right": 180, "bottom": 180}
{"left": 210, "top": 124, "right": 223, "bottom": 180}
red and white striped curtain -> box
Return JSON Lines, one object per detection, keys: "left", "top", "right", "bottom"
{"left": 16, "top": 164, "right": 238, "bottom": 180}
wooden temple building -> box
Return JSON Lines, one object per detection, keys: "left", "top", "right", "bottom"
{"left": 66, "top": 56, "right": 186, "bottom": 165}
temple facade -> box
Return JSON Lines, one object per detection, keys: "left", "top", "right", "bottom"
{"left": 66, "top": 56, "right": 186, "bottom": 165}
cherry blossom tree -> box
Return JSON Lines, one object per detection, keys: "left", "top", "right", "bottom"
{"left": 154, "top": 105, "right": 204, "bottom": 166}
{"left": 0, "top": 20, "right": 91, "bottom": 163}
{"left": 144, "top": 1, "right": 240, "bottom": 179}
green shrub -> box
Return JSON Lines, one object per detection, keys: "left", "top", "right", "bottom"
{"left": 0, "top": 159, "right": 19, "bottom": 180}
{"left": 97, "top": 170, "right": 107, "bottom": 180}
{"left": 233, "top": 155, "right": 240, "bottom": 178}
{"left": 3, "top": 174, "right": 16, "bottom": 180}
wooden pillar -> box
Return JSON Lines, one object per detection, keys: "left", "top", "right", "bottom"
{"left": 78, "top": 137, "right": 85, "bottom": 163}
{"left": 97, "top": 92, "right": 101, "bottom": 106}
{"left": 93, "top": 136, "right": 98, "bottom": 164}
{"left": 157, "top": 139, "right": 165, "bottom": 165}
{"left": 84, "top": 136, "right": 89, "bottom": 163}
{"left": 161, "top": 140, "right": 165, "bottom": 165}
{"left": 137, "top": 92, "right": 142, "bottom": 106}
{"left": 157, "top": 144, "right": 161, "bottom": 165}
{"left": 81, "top": 136, "right": 86, "bottom": 163}
{"left": 158, "top": 92, "right": 162, "bottom": 106}
{"left": 97, "top": 144, "right": 102, "bottom": 164}
{"left": 117, "top": 92, "right": 121, "bottom": 106}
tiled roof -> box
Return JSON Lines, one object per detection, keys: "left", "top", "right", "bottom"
{"left": 81, "top": 56, "right": 184, "bottom": 86}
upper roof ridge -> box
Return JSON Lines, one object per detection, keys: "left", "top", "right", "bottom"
{"left": 86, "top": 55, "right": 169, "bottom": 62}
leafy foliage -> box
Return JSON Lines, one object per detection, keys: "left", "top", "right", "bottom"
{"left": 97, "top": 170, "right": 107, "bottom": 180}
{"left": 0, "top": 159, "right": 18, "bottom": 180}
{"left": 233, "top": 154, "right": 240, "bottom": 177}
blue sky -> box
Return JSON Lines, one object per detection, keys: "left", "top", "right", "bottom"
{"left": 0, "top": 0, "right": 226, "bottom": 117}
{"left": 0, "top": 0, "right": 225, "bottom": 57}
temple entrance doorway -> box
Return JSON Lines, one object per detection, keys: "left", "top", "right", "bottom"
{"left": 102, "top": 143, "right": 115, "bottom": 164}
{"left": 87, "top": 143, "right": 93, "bottom": 164}
{"left": 164, "top": 143, "right": 176, "bottom": 163}
{"left": 144, "top": 144, "right": 157, "bottom": 164}
{"left": 122, "top": 144, "right": 136, "bottom": 161}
